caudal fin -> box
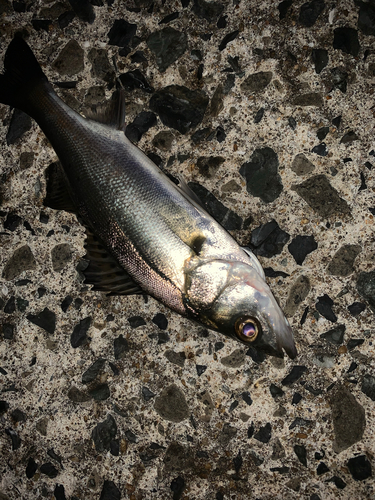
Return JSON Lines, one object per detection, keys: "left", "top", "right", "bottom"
{"left": 0, "top": 36, "right": 47, "bottom": 112}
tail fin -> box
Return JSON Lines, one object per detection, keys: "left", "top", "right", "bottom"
{"left": 0, "top": 36, "right": 48, "bottom": 112}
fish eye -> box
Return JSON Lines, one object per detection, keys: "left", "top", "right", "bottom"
{"left": 234, "top": 317, "right": 260, "bottom": 343}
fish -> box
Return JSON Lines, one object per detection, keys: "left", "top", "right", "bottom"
{"left": 0, "top": 36, "right": 297, "bottom": 359}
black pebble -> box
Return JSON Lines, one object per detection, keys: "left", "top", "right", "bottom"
{"left": 108, "top": 19, "right": 137, "bottom": 47}
{"left": 316, "top": 294, "right": 337, "bottom": 322}
{"left": 320, "top": 324, "right": 345, "bottom": 345}
{"left": 99, "top": 480, "right": 121, "bottom": 500}
{"left": 110, "top": 439, "right": 119, "bottom": 456}
{"left": 27, "top": 308, "right": 56, "bottom": 334}
{"left": 269, "top": 384, "right": 284, "bottom": 398}
{"left": 4, "top": 296, "right": 16, "bottom": 314}
{"left": 299, "top": 0, "right": 325, "bottom": 27}
{"left": 241, "top": 391, "right": 253, "bottom": 406}
{"left": 332, "top": 115, "right": 342, "bottom": 128}
{"left": 312, "top": 48, "right": 328, "bottom": 73}
{"left": 159, "top": 12, "right": 179, "bottom": 24}
{"left": 317, "top": 462, "right": 329, "bottom": 475}
{"left": 68, "top": 0, "right": 95, "bottom": 23}
{"left": 348, "top": 302, "right": 366, "bottom": 316}
{"left": 347, "top": 339, "right": 364, "bottom": 350}
{"left": 288, "top": 235, "right": 317, "bottom": 265}
{"left": 150, "top": 85, "right": 208, "bottom": 134}
{"left": 292, "top": 393, "right": 303, "bottom": 405}
{"left": 215, "top": 342, "right": 224, "bottom": 351}
{"left": 11, "top": 408, "right": 26, "bottom": 423}
{"left": 131, "top": 51, "right": 147, "bottom": 63}
{"left": 217, "top": 15, "right": 227, "bottom": 28}
{"left": 82, "top": 358, "right": 106, "bottom": 384}
{"left": 114, "top": 334, "right": 129, "bottom": 359}
{"left": 254, "top": 423, "right": 272, "bottom": 443}
{"left": 31, "top": 19, "right": 52, "bottom": 32}
{"left": 2, "top": 323, "right": 15, "bottom": 340}
{"left": 13, "top": 1, "right": 26, "bottom": 13}
{"left": 247, "top": 422, "right": 254, "bottom": 438}
{"left": 219, "top": 30, "right": 239, "bottom": 51}
{"left": 152, "top": 312, "right": 168, "bottom": 330}
{"left": 333, "top": 27, "right": 360, "bottom": 57}
{"left": 254, "top": 108, "right": 264, "bottom": 123}
{"left": 282, "top": 366, "right": 307, "bottom": 386}
{"left": 5, "top": 428, "right": 21, "bottom": 450}
{"left": 233, "top": 450, "right": 243, "bottom": 474}
{"left": 246, "top": 346, "right": 266, "bottom": 363}
{"left": 125, "top": 111, "right": 157, "bottom": 142}
{"left": 240, "top": 147, "right": 283, "bottom": 204}
{"left": 4, "top": 213, "right": 22, "bottom": 231}
{"left": 58, "top": 11, "right": 75, "bottom": 29}
{"left": 294, "top": 444, "right": 307, "bottom": 467}
{"left": 128, "top": 316, "right": 146, "bottom": 328}
{"left": 264, "top": 267, "right": 289, "bottom": 278}
{"left": 142, "top": 386, "right": 155, "bottom": 401}
{"left": 88, "top": 384, "right": 110, "bottom": 401}
{"left": 362, "top": 374, "right": 375, "bottom": 401}
{"left": 348, "top": 362, "right": 357, "bottom": 373}
{"left": 300, "top": 306, "right": 309, "bottom": 326}
{"left": 92, "top": 415, "right": 117, "bottom": 453}
{"left": 26, "top": 457, "right": 38, "bottom": 479}
{"left": 74, "top": 298, "right": 83, "bottom": 310}
{"left": 312, "top": 143, "right": 328, "bottom": 156}
{"left": 229, "top": 401, "right": 239, "bottom": 412}
{"left": 289, "top": 417, "right": 313, "bottom": 430}
{"left": 61, "top": 296, "right": 73, "bottom": 312}
{"left": 70, "top": 317, "right": 91, "bottom": 348}
{"left": 358, "top": 2, "right": 375, "bottom": 35}
{"left": 288, "top": 116, "right": 297, "bottom": 130}
{"left": 171, "top": 476, "right": 185, "bottom": 500}
{"left": 40, "top": 462, "right": 59, "bottom": 478}
{"left": 125, "top": 430, "right": 138, "bottom": 444}
{"left": 317, "top": 126, "right": 329, "bottom": 141}
{"left": 347, "top": 455, "right": 372, "bottom": 481}
{"left": 54, "top": 484, "right": 67, "bottom": 500}
{"left": 119, "top": 70, "right": 153, "bottom": 93}
{"left": 196, "top": 365, "right": 207, "bottom": 376}
{"left": 278, "top": 0, "right": 293, "bottom": 19}
{"left": 47, "top": 448, "right": 62, "bottom": 466}
{"left": 249, "top": 220, "right": 290, "bottom": 258}
{"left": 328, "top": 476, "right": 346, "bottom": 489}
{"left": 157, "top": 331, "right": 170, "bottom": 344}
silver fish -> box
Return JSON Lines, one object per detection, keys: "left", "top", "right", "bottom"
{"left": 0, "top": 37, "right": 297, "bottom": 359}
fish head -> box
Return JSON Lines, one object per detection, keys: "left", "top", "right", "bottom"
{"left": 185, "top": 259, "right": 297, "bottom": 359}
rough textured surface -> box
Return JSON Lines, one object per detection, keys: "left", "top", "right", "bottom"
{"left": 0, "top": 1, "right": 374, "bottom": 499}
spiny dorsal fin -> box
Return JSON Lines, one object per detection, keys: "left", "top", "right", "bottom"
{"left": 83, "top": 228, "right": 143, "bottom": 296}
{"left": 84, "top": 89, "right": 126, "bottom": 130}
{"left": 44, "top": 161, "right": 77, "bottom": 212}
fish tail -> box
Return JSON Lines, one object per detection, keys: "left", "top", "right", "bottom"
{"left": 0, "top": 36, "right": 48, "bottom": 113}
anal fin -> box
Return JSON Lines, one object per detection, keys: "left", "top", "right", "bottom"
{"left": 83, "top": 228, "right": 143, "bottom": 296}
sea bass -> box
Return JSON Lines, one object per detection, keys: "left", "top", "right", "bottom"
{"left": 0, "top": 37, "right": 297, "bottom": 359}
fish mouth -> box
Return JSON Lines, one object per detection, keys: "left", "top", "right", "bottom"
{"left": 275, "top": 321, "right": 298, "bottom": 359}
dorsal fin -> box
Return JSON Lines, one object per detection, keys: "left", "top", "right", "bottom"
{"left": 44, "top": 161, "right": 77, "bottom": 212}
{"left": 82, "top": 228, "right": 143, "bottom": 296}
{"left": 84, "top": 89, "right": 126, "bottom": 130}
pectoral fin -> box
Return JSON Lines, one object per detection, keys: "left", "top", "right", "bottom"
{"left": 82, "top": 228, "right": 143, "bottom": 296}
{"left": 44, "top": 161, "right": 77, "bottom": 212}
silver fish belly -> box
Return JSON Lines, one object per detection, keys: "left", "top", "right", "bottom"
{"left": 0, "top": 37, "right": 297, "bottom": 359}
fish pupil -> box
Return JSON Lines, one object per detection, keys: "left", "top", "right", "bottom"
{"left": 242, "top": 322, "right": 256, "bottom": 337}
